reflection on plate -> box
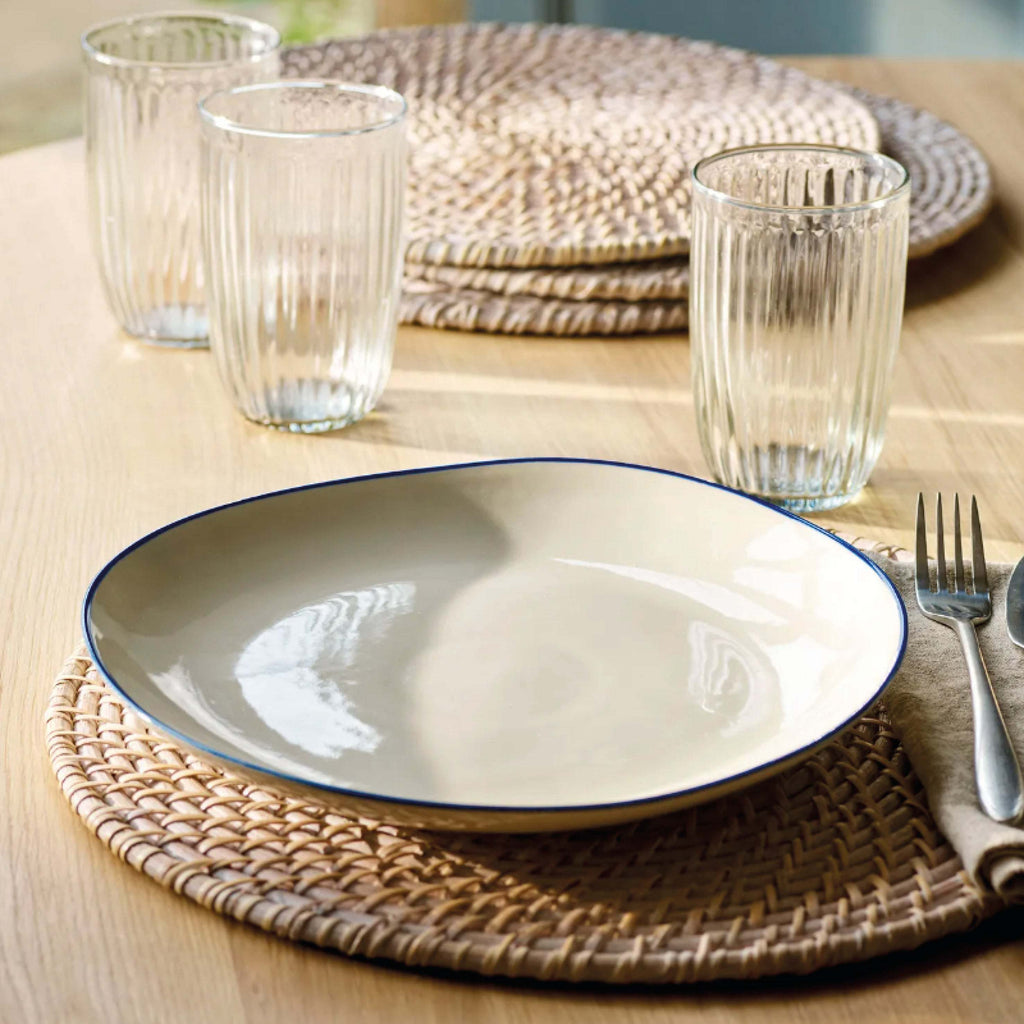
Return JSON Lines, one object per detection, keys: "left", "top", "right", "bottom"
{"left": 84, "top": 458, "right": 906, "bottom": 831}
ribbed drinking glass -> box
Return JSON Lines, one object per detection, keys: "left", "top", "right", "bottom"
{"left": 83, "top": 13, "right": 280, "bottom": 346}
{"left": 690, "top": 145, "right": 910, "bottom": 512}
{"left": 199, "top": 82, "right": 407, "bottom": 432}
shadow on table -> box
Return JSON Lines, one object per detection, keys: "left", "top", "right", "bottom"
{"left": 309, "top": 384, "right": 696, "bottom": 469}
{"left": 810, "top": 467, "right": 1024, "bottom": 550}
{"left": 905, "top": 201, "right": 1011, "bottom": 310}
{"left": 284, "top": 903, "right": 1024, "bottom": 1012}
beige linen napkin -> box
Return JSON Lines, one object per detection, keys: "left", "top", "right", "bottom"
{"left": 873, "top": 555, "right": 1024, "bottom": 900}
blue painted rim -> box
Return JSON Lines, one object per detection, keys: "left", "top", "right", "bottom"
{"left": 82, "top": 457, "right": 908, "bottom": 818}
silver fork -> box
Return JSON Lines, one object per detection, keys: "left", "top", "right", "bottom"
{"left": 915, "top": 493, "right": 1024, "bottom": 823}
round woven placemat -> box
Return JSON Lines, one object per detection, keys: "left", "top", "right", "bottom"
{"left": 398, "top": 88, "right": 993, "bottom": 330}
{"left": 400, "top": 281, "right": 688, "bottom": 337}
{"left": 47, "top": 648, "right": 1000, "bottom": 983}
{"left": 852, "top": 86, "right": 992, "bottom": 259}
{"left": 407, "top": 259, "right": 692, "bottom": 304}
{"left": 283, "top": 24, "right": 879, "bottom": 268}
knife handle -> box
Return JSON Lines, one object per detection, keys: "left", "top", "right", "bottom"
{"left": 956, "top": 620, "right": 1024, "bottom": 824}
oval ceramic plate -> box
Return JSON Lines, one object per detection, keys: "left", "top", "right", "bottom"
{"left": 84, "top": 459, "right": 906, "bottom": 832}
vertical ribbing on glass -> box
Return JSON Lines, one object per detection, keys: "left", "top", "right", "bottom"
{"left": 690, "top": 147, "right": 909, "bottom": 513}
{"left": 83, "top": 14, "right": 279, "bottom": 346}
{"left": 200, "top": 83, "right": 407, "bottom": 433}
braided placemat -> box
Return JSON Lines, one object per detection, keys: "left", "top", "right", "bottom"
{"left": 397, "top": 89, "right": 992, "bottom": 334}
{"left": 852, "top": 86, "right": 992, "bottom": 259}
{"left": 283, "top": 23, "right": 879, "bottom": 268}
{"left": 47, "top": 646, "right": 1002, "bottom": 983}
{"left": 401, "top": 281, "right": 689, "bottom": 337}
{"left": 407, "top": 259, "right": 693, "bottom": 304}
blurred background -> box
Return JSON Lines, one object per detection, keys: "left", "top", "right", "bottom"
{"left": 4, "top": 0, "right": 1023, "bottom": 154}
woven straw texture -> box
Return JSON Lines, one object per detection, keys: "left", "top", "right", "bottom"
{"left": 403, "top": 89, "right": 990, "bottom": 302}
{"left": 401, "top": 281, "right": 689, "bottom": 337}
{"left": 47, "top": 646, "right": 1001, "bottom": 983}
{"left": 852, "top": 86, "right": 992, "bottom": 258}
{"left": 397, "top": 89, "right": 993, "bottom": 335}
{"left": 283, "top": 24, "right": 879, "bottom": 268}
{"left": 408, "top": 259, "right": 693, "bottom": 304}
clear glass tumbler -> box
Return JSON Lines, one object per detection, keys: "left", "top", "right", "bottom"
{"left": 82, "top": 13, "right": 280, "bottom": 346}
{"left": 199, "top": 82, "right": 407, "bottom": 432}
{"left": 690, "top": 145, "right": 910, "bottom": 512}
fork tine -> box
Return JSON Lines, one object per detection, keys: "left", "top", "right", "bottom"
{"left": 935, "top": 494, "right": 947, "bottom": 592}
{"left": 953, "top": 494, "right": 966, "bottom": 592}
{"left": 972, "top": 495, "right": 989, "bottom": 595}
{"left": 915, "top": 493, "right": 931, "bottom": 592}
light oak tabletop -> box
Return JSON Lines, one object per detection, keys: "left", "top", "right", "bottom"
{"left": 3, "top": 56, "right": 1024, "bottom": 1024}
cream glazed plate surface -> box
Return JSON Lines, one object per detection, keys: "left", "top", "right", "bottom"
{"left": 84, "top": 459, "right": 907, "bottom": 832}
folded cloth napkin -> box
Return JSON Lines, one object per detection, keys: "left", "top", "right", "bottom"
{"left": 873, "top": 555, "right": 1024, "bottom": 901}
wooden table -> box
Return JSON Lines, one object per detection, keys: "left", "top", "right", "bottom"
{"left": 4, "top": 57, "right": 1024, "bottom": 1023}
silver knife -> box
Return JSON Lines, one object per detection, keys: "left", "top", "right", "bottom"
{"left": 1008, "top": 557, "right": 1024, "bottom": 647}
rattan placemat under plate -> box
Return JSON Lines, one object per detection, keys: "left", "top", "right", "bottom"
{"left": 283, "top": 23, "right": 879, "bottom": 268}
{"left": 47, "top": 645, "right": 1001, "bottom": 983}
{"left": 398, "top": 88, "right": 992, "bottom": 332}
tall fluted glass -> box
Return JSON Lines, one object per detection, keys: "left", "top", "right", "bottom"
{"left": 82, "top": 13, "right": 280, "bottom": 346}
{"left": 199, "top": 82, "right": 407, "bottom": 432}
{"left": 690, "top": 145, "right": 910, "bottom": 512}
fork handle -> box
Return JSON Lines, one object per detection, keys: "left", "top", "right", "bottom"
{"left": 955, "top": 621, "right": 1024, "bottom": 824}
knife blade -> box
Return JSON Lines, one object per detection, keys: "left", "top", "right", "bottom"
{"left": 1007, "top": 557, "right": 1024, "bottom": 648}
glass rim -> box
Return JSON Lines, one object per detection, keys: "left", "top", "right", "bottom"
{"left": 691, "top": 144, "right": 910, "bottom": 214}
{"left": 198, "top": 81, "right": 408, "bottom": 139}
{"left": 81, "top": 11, "right": 281, "bottom": 71}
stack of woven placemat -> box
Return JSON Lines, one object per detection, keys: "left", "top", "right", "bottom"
{"left": 283, "top": 23, "right": 993, "bottom": 337}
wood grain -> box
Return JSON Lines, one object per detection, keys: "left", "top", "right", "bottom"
{"left": 3, "top": 58, "right": 1024, "bottom": 1024}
